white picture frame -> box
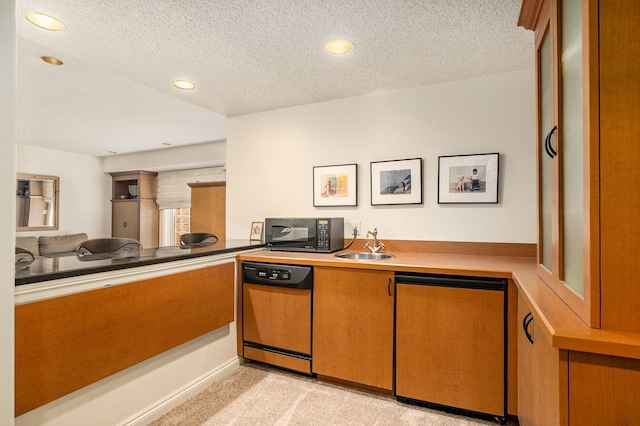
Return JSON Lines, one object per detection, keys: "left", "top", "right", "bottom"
{"left": 250, "top": 221, "right": 264, "bottom": 242}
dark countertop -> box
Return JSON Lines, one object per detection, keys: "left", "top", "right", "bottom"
{"left": 15, "top": 239, "right": 263, "bottom": 286}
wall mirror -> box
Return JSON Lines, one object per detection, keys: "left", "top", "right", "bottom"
{"left": 16, "top": 173, "right": 59, "bottom": 231}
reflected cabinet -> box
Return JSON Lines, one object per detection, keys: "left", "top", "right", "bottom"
{"left": 110, "top": 171, "right": 158, "bottom": 249}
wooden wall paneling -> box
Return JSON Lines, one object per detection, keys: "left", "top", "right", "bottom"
{"left": 15, "top": 262, "right": 234, "bottom": 415}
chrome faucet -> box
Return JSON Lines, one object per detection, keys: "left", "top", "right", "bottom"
{"left": 364, "top": 228, "right": 385, "bottom": 253}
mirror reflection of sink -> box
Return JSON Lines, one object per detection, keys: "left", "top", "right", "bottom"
{"left": 334, "top": 252, "right": 395, "bottom": 261}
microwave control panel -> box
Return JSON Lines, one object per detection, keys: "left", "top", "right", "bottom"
{"left": 317, "top": 220, "right": 330, "bottom": 250}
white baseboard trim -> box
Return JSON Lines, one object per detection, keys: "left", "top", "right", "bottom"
{"left": 119, "top": 357, "right": 241, "bottom": 426}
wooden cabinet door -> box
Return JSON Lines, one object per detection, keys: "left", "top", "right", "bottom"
{"left": 532, "top": 0, "right": 599, "bottom": 328}
{"left": 312, "top": 267, "right": 394, "bottom": 390}
{"left": 517, "top": 292, "right": 536, "bottom": 425}
{"left": 112, "top": 201, "right": 139, "bottom": 240}
{"left": 517, "top": 291, "right": 567, "bottom": 426}
{"left": 138, "top": 199, "right": 159, "bottom": 248}
{"left": 189, "top": 182, "right": 226, "bottom": 241}
{"left": 396, "top": 282, "right": 505, "bottom": 417}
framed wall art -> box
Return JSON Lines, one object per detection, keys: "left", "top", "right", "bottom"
{"left": 370, "top": 158, "right": 422, "bottom": 205}
{"left": 250, "top": 221, "right": 264, "bottom": 242}
{"left": 313, "top": 163, "right": 358, "bottom": 207}
{"left": 438, "top": 153, "right": 499, "bottom": 204}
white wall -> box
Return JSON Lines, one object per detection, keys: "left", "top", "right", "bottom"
{"left": 1, "top": 0, "right": 16, "bottom": 422}
{"left": 227, "top": 69, "right": 536, "bottom": 243}
{"left": 16, "top": 145, "right": 109, "bottom": 239}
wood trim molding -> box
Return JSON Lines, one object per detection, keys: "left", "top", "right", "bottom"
{"left": 518, "top": 0, "right": 544, "bottom": 30}
{"left": 343, "top": 239, "right": 536, "bottom": 258}
{"left": 187, "top": 181, "right": 226, "bottom": 188}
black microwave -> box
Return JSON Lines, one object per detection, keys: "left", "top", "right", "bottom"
{"left": 265, "top": 218, "right": 344, "bottom": 253}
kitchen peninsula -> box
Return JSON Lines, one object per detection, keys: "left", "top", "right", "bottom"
{"left": 14, "top": 240, "right": 261, "bottom": 417}
{"left": 15, "top": 239, "right": 261, "bottom": 286}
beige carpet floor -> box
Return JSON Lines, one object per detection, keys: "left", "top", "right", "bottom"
{"left": 149, "top": 364, "right": 496, "bottom": 426}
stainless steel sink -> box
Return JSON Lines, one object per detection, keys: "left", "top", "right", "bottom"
{"left": 334, "top": 252, "right": 395, "bottom": 261}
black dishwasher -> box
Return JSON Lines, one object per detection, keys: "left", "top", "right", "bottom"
{"left": 395, "top": 272, "right": 507, "bottom": 424}
{"left": 241, "top": 261, "right": 314, "bottom": 375}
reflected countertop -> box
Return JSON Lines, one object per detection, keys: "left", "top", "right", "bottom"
{"left": 15, "top": 240, "right": 263, "bottom": 286}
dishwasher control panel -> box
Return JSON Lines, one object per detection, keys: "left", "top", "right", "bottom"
{"left": 257, "top": 267, "right": 291, "bottom": 281}
{"left": 242, "top": 261, "right": 313, "bottom": 289}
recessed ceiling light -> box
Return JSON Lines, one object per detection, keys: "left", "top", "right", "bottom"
{"left": 173, "top": 80, "right": 195, "bottom": 90}
{"left": 162, "top": 142, "right": 172, "bottom": 146}
{"left": 40, "top": 56, "right": 63, "bottom": 65}
{"left": 107, "top": 151, "right": 117, "bottom": 154}
{"left": 324, "top": 39, "right": 354, "bottom": 55}
{"left": 26, "top": 12, "right": 65, "bottom": 31}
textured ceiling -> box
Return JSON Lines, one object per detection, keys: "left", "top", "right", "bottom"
{"left": 16, "top": 0, "right": 533, "bottom": 157}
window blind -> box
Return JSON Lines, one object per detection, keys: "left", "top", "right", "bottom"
{"left": 156, "top": 167, "right": 225, "bottom": 209}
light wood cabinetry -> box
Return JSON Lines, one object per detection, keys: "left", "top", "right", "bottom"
{"left": 529, "top": 0, "right": 599, "bottom": 327}
{"left": 15, "top": 262, "right": 234, "bottom": 416}
{"left": 396, "top": 279, "right": 506, "bottom": 418}
{"left": 568, "top": 352, "right": 640, "bottom": 425}
{"left": 312, "top": 266, "right": 394, "bottom": 390}
{"left": 519, "top": 0, "right": 640, "bottom": 422}
{"left": 110, "top": 171, "right": 158, "bottom": 248}
{"left": 523, "top": 0, "right": 640, "bottom": 331}
{"left": 517, "top": 291, "right": 567, "bottom": 426}
{"left": 188, "top": 181, "right": 226, "bottom": 241}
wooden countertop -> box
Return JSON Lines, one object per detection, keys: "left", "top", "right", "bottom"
{"left": 238, "top": 246, "right": 640, "bottom": 360}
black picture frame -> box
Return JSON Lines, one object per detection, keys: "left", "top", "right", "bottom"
{"left": 370, "top": 158, "right": 423, "bottom": 205}
{"left": 437, "top": 153, "right": 499, "bottom": 204}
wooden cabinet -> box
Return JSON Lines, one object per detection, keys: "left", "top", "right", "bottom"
{"left": 188, "top": 181, "right": 226, "bottom": 241}
{"left": 517, "top": 291, "right": 568, "bottom": 426}
{"left": 523, "top": 0, "right": 640, "bottom": 331}
{"left": 110, "top": 171, "right": 158, "bottom": 248}
{"left": 568, "top": 352, "right": 640, "bottom": 425}
{"left": 529, "top": 0, "right": 599, "bottom": 327}
{"left": 396, "top": 275, "right": 506, "bottom": 420}
{"left": 312, "top": 267, "right": 394, "bottom": 390}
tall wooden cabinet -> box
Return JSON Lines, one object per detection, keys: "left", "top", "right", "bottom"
{"left": 522, "top": 0, "right": 640, "bottom": 332}
{"left": 110, "top": 171, "right": 158, "bottom": 249}
{"left": 519, "top": 0, "right": 640, "bottom": 423}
